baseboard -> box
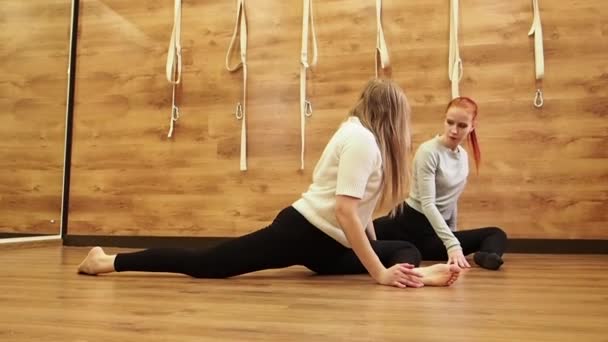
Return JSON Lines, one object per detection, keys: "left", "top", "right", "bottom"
{"left": 0, "top": 233, "right": 57, "bottom": 239}
{"left": 0, "top": 236, "right": 62, "bottom": 250}
{"left": 62, "top": 235, "right": 608, "bottom": 254}
{"left": 504, "top": 239, "right": 608, "bottom": 254}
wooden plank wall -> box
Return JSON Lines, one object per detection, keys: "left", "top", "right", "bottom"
{"left": 68, "top": 0, "right": 608, "bottom": 239}
{"left": 0, "top": 0, "right": 70, "bottom": 235}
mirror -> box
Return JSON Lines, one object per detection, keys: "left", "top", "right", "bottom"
{"left": 0, "top": 0, "right": 74, "bottom": 244}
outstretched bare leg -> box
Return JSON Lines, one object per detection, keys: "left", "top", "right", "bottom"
{"left": 78, "top": 247, "right": 116, "bottom": 275}
{"left": 414, "top": 264, "right": 461, "bottom": 286}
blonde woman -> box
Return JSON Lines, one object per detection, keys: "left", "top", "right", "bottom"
{"left": 78, "top": 79, "right": 460, "bottom": 288}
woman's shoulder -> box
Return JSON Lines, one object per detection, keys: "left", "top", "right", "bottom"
{"left": 338, "top": 118, "right": 377, "bottom": 144}
{"left": 416, "top": 137, "right": 442, "bottom": 157}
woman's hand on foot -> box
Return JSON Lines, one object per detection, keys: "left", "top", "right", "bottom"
{"left": 448, "top": 249, "right": 471, "bottom": 268}
{"left": 375, "top": 263, "right": 424, "bottom": 288}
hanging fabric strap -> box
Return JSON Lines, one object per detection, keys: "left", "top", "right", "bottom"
{"left": 166, "top": 0, "right": 182, "bottom": 138}
{"left": 299, "top": 0, "right": 318, "bottom": 170}
{"left": 448, "top": 0, "right": 462, "bottom": 99}
{"left": 375, "top": 0, "right": 390, "bottom": 78}
{"left": 226, "top": 0, "right": 248, "bottom": 171}
{"left": 528, "top": 0, "right": 544, "bottom": 108}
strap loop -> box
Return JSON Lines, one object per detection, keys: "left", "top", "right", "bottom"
{"left": 375, "top": 0, "right": 390, "bottom": 78}
{"left": 300, "top": 0, "right": 318, "bottom": 170}
{"left": 448, "top": 0, "right": 462, "bottom": 99}
{"left": 528, "top": 0, "right": 545, "bottom": 108}
{"left": 166, "top": 0, "right": 182, "bottom": 138}
{"left": 226, "top": 0, "right": 248, "bottom": 170}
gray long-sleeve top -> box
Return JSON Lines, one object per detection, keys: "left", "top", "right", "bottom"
{"left": 405, "top": 136, "right": 468, "bottom": 252}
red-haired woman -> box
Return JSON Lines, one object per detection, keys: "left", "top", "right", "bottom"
{"left": 374, "top": 97, "right": 507, "bottom": 270}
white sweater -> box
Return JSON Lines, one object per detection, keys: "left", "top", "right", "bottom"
{"left": 292, "top": 117, "right": 383, "bottom": 247}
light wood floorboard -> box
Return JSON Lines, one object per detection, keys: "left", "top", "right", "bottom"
{"left": 1, "top": 246, "right": 607, "bottom": 341}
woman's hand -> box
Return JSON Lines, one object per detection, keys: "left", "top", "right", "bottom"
{"left": 448, "top": 248, "right": 471, "bottom": 268}
{"left": 375, "top": 263, "right": 424, "bottom": 288}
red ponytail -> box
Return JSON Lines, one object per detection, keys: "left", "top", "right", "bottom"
{"left": 467, "top": 129, "right": 481, "bottom": 174}
{"left": 446, "top": 97, "right": 481, "bottom": 173}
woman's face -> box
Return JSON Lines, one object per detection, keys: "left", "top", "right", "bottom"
{"left": 443, "top": 106, "right": 475, "bottom": 149}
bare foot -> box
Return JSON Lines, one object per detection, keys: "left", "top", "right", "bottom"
{"left": 77, "top": 247, "right": 116, "bottom": 275}
{"left": 414, "top": 264, "right": 461, "bottom": 286}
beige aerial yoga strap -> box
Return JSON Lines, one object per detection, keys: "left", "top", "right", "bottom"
{"left": 528, "top": 0, "right": 544, "bottom": 108}
{"left": 375, "top": 0, "right": 390, "bottom": 78}
{"left": 299, "top": 0, "right": 318, "bottom": 170}
{"left": 226, "top": 0, "right": 248, "bottom": 171}
{"left": 166, "top": 0, "right": 182, "bottom": 138}
{"left": 448, "top": 0, "right": 462, "bottom": 99}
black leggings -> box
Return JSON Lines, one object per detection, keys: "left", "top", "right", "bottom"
{"left": 115, "top": 206, "right": 422, "bottom": 278}
{"left": 373, "top": 204, "right": 507, "bottom": 261}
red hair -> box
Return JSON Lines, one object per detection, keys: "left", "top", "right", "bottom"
{"left": 446, "top": 97, "right": 481, "bottom": 173}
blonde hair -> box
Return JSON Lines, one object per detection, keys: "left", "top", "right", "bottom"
{"left": 349, "top": 79, "right": 412, "bottom": 213}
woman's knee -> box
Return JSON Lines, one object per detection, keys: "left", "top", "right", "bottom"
{"left": 487, "top": 226, "right": 508, "bottom": 240}
{"left": 392, "top": 241, "right": 422, "bottom": 267}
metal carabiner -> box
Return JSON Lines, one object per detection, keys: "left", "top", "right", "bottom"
{"left": 304, "top": 100, "right": 313, "bottom": 117}
{"left": 235, "top": 102, "right": 243, "bottom": 120}
{"left": 534, "top": 88, "right": 544, "bottom": 108}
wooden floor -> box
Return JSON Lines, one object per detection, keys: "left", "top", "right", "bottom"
{"left": 1, "top": 246, "right": 607, "bottom": 342}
